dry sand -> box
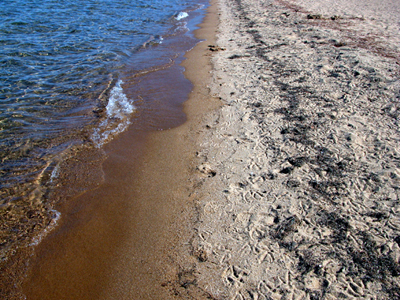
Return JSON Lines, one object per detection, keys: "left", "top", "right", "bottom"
{"left": 183, "top": 0, "right": 400, "bottom": 299}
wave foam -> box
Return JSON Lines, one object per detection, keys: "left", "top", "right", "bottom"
{"left": 92, "top": 80, "right": 135, "bottom": 147}
{"left": 175, "top": 11, "right": 189, "bottom": 20}
{"left": 106, "top": 80, "right": 135, "bottom": 119}
{"left": 29, "top": 209, "right": 61, "bottom": 247}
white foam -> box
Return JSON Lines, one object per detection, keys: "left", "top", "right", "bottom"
{"left": 175, "top": 11, "right": 189, "bottom": 20}
{"left": 106, "top": 80, "right": 135, "bottom": 119}
{"left": 29, "top": 209, "right": 61, "bottom": 247}
{"left": 92, "top": 80, "right": 136, "bottom": 147}
{"left": 49, "top": 164, "right": 59, "bottom": 183}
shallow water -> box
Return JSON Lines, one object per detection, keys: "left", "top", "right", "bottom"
{"left": 0, "top": 0, "right": 206, "bottom": 262}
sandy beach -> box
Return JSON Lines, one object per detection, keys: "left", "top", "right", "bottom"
{"left": 187, "top": 0, "right": 400, "bottom": 298}
{"left": 2, "top": 0, "right": 400, "bottom": 299}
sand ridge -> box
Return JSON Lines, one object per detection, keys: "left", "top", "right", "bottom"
{"left": 186, "top": 0, "right": 400, "bottom": 299}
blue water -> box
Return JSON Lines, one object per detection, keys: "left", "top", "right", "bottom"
{"left": 0, "top": 0, "right": 206, "bottom": 260}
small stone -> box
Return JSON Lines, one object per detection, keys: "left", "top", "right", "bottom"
{"left": 307, "top": 14, "right": 322, "bottom": 20}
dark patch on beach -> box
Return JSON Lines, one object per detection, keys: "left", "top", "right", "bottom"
{"left": 178, "top": 269, "right": 197, "bottom": 288}
{"left": 166, "top": 266, "right": 218, "bottom": 300}
{"left": 330, "top": 15, "right": 341, "bottom": 21}
{"left": 365, "top": 211, "right": 389, "bottom": 221}
{"left": 228, "top": 54, "right": 243, "bottom": 59}
{"left": 348, "top": 232, "right": 400, "bottom": 279}
{"left": 274, "top": 215, "right": 301, "bottom": 242}
{"left": 312, "top": 211, "right": 400, "bottom": 295}
{"left": 333, "top": 41, "right": 346, "bottom": 47}
{"left": 197, "top": 164, "right": 217, "bottom": 177}
{"left": 297, "top": 250, "right": 320, "bottom": 275}
{"left": 307, "top": 14, "right": 322, "bottom": 20}
{"left": 288, "top": 156, "right": 308, "bottom": 168}
{"left": 280, "top": 210, "right": 400, "bottom": 298}
{"left": 286, "top": 179, "right": 300, "bottom": 188}
{"left": 208, "top": 45, "right": 225, "bottom": 52}
{"left": 279, "top": 166, "right": 294, "bottom": 174}
{"left": 309, "top": 179, "right": 349, "bottom": 198}
{"left": 317, "top": 211, "right": 351, "bottom": 242}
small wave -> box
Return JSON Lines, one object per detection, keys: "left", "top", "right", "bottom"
{"left": 92, "top": 80, "right": 136, "bottom": 147}
{"left": 174, "top": 22, "right": 189, "bottom": 34}
{"left": 50, "top": 164, "right": 60, "bottom": 183}
{"left": 175, "top": 11, "right": 189, "bottom": 21}
{"left": 141, "top": 35, "right": 164, "bottom": 48}
{"left": 105, "top": 80, "right": 134, "bottom": 119}
{"left": 29, "top": 209, "right": 61, "bottom": 247}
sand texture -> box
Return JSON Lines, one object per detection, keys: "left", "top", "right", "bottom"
{"left": 186, "top": 0, "right": 400, "bottom": 299}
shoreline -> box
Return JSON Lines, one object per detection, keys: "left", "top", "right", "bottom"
{"left": 14, "top": 1, "right": 220, "bottom": 299}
